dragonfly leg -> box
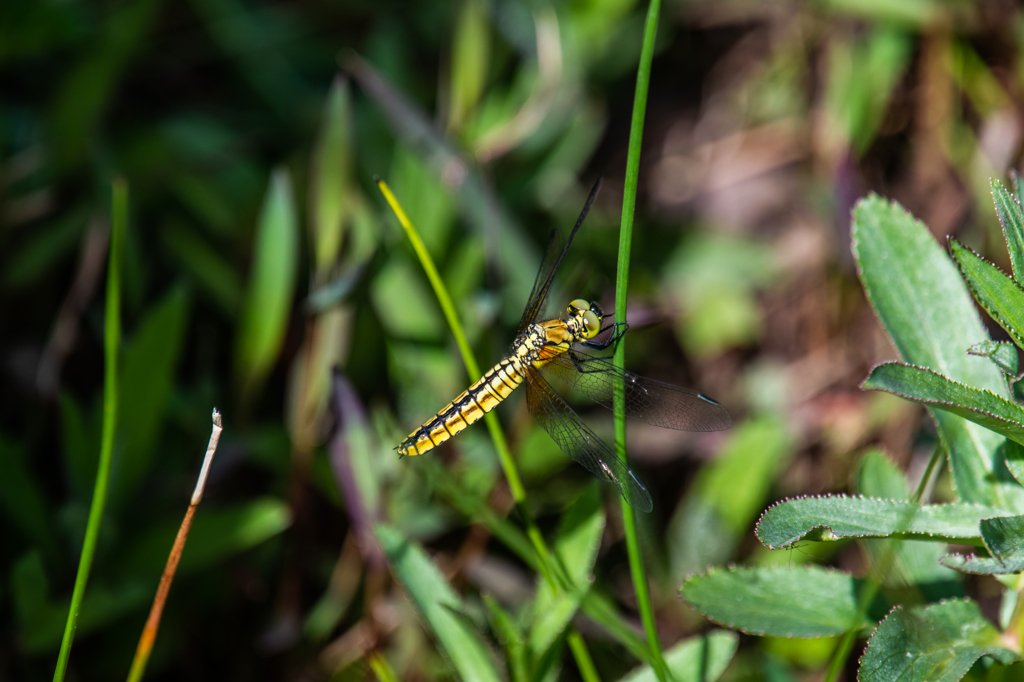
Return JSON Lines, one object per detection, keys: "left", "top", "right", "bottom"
{"left": 566, "top": 349, "right": 609, "bottom": 374}
{"left": 581, "top": 320, "right": 628, "bottom": 350}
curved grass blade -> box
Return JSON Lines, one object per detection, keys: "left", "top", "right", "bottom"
{"left": 53, "top": 180, "right": 126, "bottom": 682}
{"left": 375, "top": 525, "right": 503, "bottom": 682}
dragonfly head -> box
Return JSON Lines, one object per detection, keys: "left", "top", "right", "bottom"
{"left": 568, "top": 299, "right": 603, "bottom": 340}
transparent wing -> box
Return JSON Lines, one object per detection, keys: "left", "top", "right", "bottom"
{"left": 518, "top": 229, "right": 562, "bottom": 336}
{"left": 525, "top": 366, "right": 653, "bottom": 512}
{"left": 517, "top": 178, "right": 603, "bottom": 336}
{"left": 544, "top": 351, "right": 732, "bottom": 432}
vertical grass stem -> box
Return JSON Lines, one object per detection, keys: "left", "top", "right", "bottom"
{"left": 53, "top": 179, "right": 127, "bottom": 682}
{"left": 612, "top": 1, "right": 669, "bottom": 680}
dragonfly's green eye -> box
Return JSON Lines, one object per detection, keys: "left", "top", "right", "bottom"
{"left": 582, "top": 310, "right": 601, "bottom": 338}
{"left": 569, "top": 298, "right": 589, "bottom": 314}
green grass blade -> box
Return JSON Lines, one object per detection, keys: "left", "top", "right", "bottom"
{"left": 52, "top": 179, "right": 127, "bottom": 682}
{"left": 235, "top": 168, "right": 299, "bottom": 397}
{"left": 375, "top": 525, "right": 503, "bottom": 682}
{"left": 613, "top": 0, "right": 669, "bottom": 680}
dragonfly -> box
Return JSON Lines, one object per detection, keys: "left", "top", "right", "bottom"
{"left": 397, "top": 179, "right": 731, "bottom": 511}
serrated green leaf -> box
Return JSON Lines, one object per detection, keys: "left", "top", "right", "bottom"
{"left": 116, "top": 285, "right": 189, "bottom": 503}
{"left": 681, "top": 566, "right": 869, "bottom": 638}
{"left": 950, "top": 238, "right": 1024, "bottom": 348}
{"left": 942, "top": 514, "right": 1024, "bottom": 575}
{"left": 1006, "top": 441, "right": 1024, "bottom": 487}
{"left": 969, "top": 341, "right": 1020, "bottom": 378}
{"left": 859, "top": 599, "right": 1019, "bottom": 682}
{"left": 236, "top": 168, "right": 299, "bottom": 394}
{"left": 310, "top": 76, "right": 352, "bottom": 277}
{"left": 992, "top": 178, "right": 1024, "bottom": 283}
{"left": 529, "top": 484, "right": 605, "bottom": 659}
{"left": 852, "top": 194, "right": 1024, "bottom": 511}
{"left": 620, "top": 630, "right": 739, "bottom": 682}
{"left": 862, "top": 362, "right": 1024, "bottom": 446}
{"left": 940, "top": 554, "right": 1023, "bottom": 575}
{"left": 756, "top": 494, "right": 1010, "bottom": 549}
{"left": 982, "top": 515, "right": 1024, "bottom": 560}
{"left": 375, "top": 524, "right": 502, "bottom": 682}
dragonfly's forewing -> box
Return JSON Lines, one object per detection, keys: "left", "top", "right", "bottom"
{"left": 544, "top": 351, "right": 732, "bottom": 432}
{"left": 525, "top": 366, "right": 653, "bottom": 512}
{"left": 516, "top": 178, "right": 604, "bottom": 336}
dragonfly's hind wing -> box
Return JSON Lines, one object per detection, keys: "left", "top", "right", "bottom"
{"left": 525, "top": 367, "right": 653, "bottom": 512}
{"left": 544, "top": 351, "right": 731, "bottom": 432}
{"left": 517, "top": 179, "right": 604, "bottom": 336}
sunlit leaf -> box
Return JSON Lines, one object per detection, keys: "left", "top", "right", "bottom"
{"left": 681, "top": 566, "right": 869, "bottom": 638}
{"left": 942, "top": 514, "right": 1024, "bottom": 574}
{"left": 862, "top": 362, "right": 1024, "bottom": 446}
{"left": 950, "top": 238, "right": 1024, "bottom": 349}
{"left": 852, "top": 194, "right": 1024, "bottom": 511}
{"left": 756, "top": 494, "right": 1010, "bottom": 549}
{"left": 992, "top": 178, "right": 1024, "bottom": 284}
{"left": 859, "top": 600, "right": 1019, "bottom": 682}
{"left": 969, "top": 341, "right": 1020, "bottom": 378}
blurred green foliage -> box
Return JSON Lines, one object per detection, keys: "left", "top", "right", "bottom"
{"left": 7, "top": 0, "right": 1024, "bottom": 679}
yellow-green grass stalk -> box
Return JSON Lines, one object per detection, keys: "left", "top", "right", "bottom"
{"left": 53, "top": 180, "right": 128, "bottom": 682}
{"left": 375, "top": 178, "right": 563, "bottom": 589}
{"left": 367, "top": 651, "right": 400, "bottom": 682}
{"left": 613, "top": 1, "right": 670, "bottom": 680}
{"left": 568, "top": 629, "right": 602, "bottom": 682}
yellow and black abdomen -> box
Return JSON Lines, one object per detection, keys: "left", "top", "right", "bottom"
{"left": 398, "top": 356, "right": 526, "bottom": 457}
